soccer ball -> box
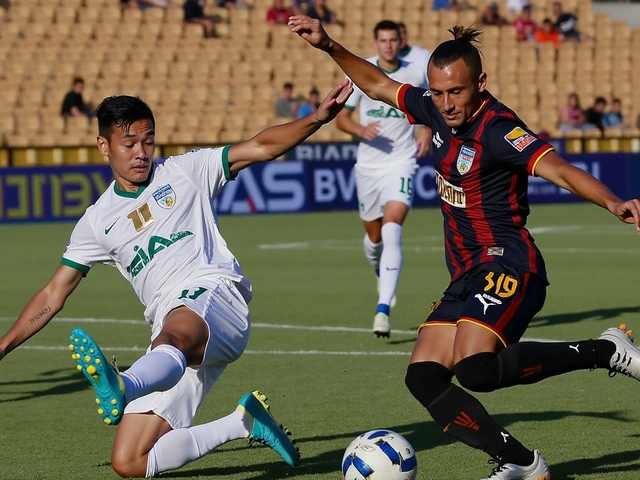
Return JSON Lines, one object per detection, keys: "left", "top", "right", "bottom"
{"left": 341, "top": 429, "right": 418, "bottom": 480}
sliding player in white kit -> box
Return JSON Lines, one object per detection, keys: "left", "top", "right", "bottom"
{"left": 336, "top": 20, "right": 430, "bottom": 338}
{"left": 0, "top": 82, "right": 353, "bottom": 478}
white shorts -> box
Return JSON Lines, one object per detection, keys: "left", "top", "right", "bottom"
{"left": 124, "top": 277, "right": 251, "bottom": 429}
{"left": 355, "top": 162, "right": 418, "bottom": 222}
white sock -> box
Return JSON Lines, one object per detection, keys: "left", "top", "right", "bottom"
{"left": 378, "top": 222, "right": 403, "bottom": 308}
{"left": 145, "top": 409, "right": 251, "bottom": 477}
{"left": 363, "top": 233, "right": 382, "bottom": 275}
{"left": 121, "top": 344, "right": 187, "bottom": 403}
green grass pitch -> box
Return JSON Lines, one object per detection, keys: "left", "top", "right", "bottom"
{"left": 0, "top": 203, "right": 639, "bottom": 479}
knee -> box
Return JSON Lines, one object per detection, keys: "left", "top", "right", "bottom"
{"left": 405, "top": 361, "right": 453, "bottom": 407}
{"left": 111, "top": 450, "right": 146, "bottom": 478}
{"left": 453, "top": 353, "right": 498, "bottom": 393}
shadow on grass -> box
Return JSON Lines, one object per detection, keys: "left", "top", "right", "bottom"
{"left": 0, "top": 368, "right": 90, "bottom": 403}
{"left": 530, "top": 306, "right": 640, "bottom": 328}
{"left": 162, "top": 409, "right": 635, "bottom": 479}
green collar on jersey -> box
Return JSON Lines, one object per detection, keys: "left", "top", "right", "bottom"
{"left": 399, "top": 45, "right": 412, "bottom": 57}
{"left": 113, "top": 165, "right": 154, "bottom": 198}
{"left": 377, "top": 60, "right": 401, "bottom": 74}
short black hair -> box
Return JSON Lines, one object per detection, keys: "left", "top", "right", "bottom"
{"left": 612, "top": 98, "right": 621, "bottom": 104}
{"left": 373, "top": 20, "right": 400, "bottom": 39}
{"left": 594, "top": 96, "right": 607, "bottom": 105}
{"left": 430, "top": 25, "right": 483, "bottom": 79}
{"left": 397, "top": 22, "right": 406, "bottom": 29}
{"left": 96, "top": 95, "right": 155, "bottom": 140}
{"left": 72, "top": 76, "right": 84, "bottom": 85}
{"left": 283, "top": 82, "right": 294, "bottom": 90}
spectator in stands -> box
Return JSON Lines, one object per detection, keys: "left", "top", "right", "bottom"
{"left": 432, "top": 0, "right": 471, "bottom": 11}
{"left": 507, "top": 0, "right": 530, "bottom": 14}
{"left": 479, "top": 2, "right": 509, "bottom": 26}
{"left": 296, "top": 88, "right": 320, "bottom": 119}
{"left": 584, "top": 97, "right": 607, "bottom": 133}
{"left": 275, "top": 82, "right": 297, "bottom": 118}
{"left": 216, "top": 0, "right": 248, "bottom": 9}
{"left": 535, "top": 18, "right": 562, "bottom": 47}
{"left": 603, "top": 98, "right": 629, "bottom": 130}
{"left": 307, "top": 0, "right": 340, "bottom": 25}
{"left": 559, "top": 93, "right": 586, "bottom": 132}
{"left": 266, "top": 0, "right": 293, "bottom": 25}
{"left": 184, "top": 0, "right": 217, "bottom": 38}
{"left": 122, "top": 0, "right": 178, "bottom": 8}
{"left": 291, "top": 0, "right": 308, "bottom": 14}
{"left": 61, "top": 77, "right": 94, "bottom": 119}
{"left": 552, "top": 1, "right": 588, "bottom": 42}
{"left": 514, "top": 5, "right": 537, "bottom": 42}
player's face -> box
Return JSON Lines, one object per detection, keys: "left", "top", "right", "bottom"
{"left": 97, "top": 119, "right": 156, "bottom": 190}
{"left": 374, "top": 29, "right": 400, "bottom": 63}
{"left": 428, "top": 58, "right": 487, "bottom": 128}
{"left": 399, "top": 26, "right": 408, "bottom": 49}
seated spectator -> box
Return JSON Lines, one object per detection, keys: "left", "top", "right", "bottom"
{"left": 514, "top": 5, "right": 537, "bottom": 42}
{"left": 433, "top": 0, "right": 473, "bottom": 11}
{"left": 535, "top": 18, "right": 561, "bottom": 47}
{"left": 216, "top": 0, "right": 248, "bottom": 9}
{"left": 61, "top": 77, "right": 94, "bottom": 118}
{"left": 291, "top": 0, "right": 308, "bottom": 14}
{"left": 479, "top": 2, "right": 509, "bottom": 26}
{"left": 184, "top": 0, "right": 217, "bottom": 38}
{"left": 552, "top": 1, "right": 589, "bottom": 42}
{"left": 275, "top": 82, "right": 297, "bottom": 118}
{"left": 558, "top": 93, "right": 585, "bottom": 132}
{"left": 266, "top": 0, "right": 293, "bottom": 25}
{"left": 583, "top": 97, "right": 607, "bottom": 133}
{"left": 307, "top": 0, "right": 340, "bottom": 25}
{"left": 296, "top": 88, "right": 320, "bottom": 119}
{"left": 603, "top": 98, "right": 629, "bottom": 129}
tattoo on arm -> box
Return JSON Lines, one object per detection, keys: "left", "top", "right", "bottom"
{"left": 29, "top": 307, "right": 51, "bottom": 324}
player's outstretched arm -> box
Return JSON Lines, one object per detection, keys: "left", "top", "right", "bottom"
{"left": 227, "top": 80, "right": 353, "bottom": 174}
{"left": 534, "top": 151, "right": 640, "bottom": 234}
{"left": 289, "top": 15, "right": 401, "bottom": 108}
{"left": 0, "top": 265, "right": 84, "bottom": 361}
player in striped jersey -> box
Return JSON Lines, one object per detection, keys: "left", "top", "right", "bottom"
{"left": 291, "top": 16, "right": 640, "bottom": 480}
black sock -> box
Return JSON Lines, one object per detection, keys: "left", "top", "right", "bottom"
{"left": 454, "top": 339, "right": 617, "bottom": 392}
{"left": 425, "top": 382, "right": 533, "bottom": 465}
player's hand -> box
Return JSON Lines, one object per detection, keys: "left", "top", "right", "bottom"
{"left": 359, "top": 121, "right": 380, "bottom": 142}
{"left": 289, "top": 15, "right": 332, "bottom": 51}
{"left": 416, "top": 132, "right": 431, "bottom": 157}
{"left": 313, "top": 79, "right": 354, "bottom": 125}
{"left": 609, "top": 199, "right": 640, "bottom": 234}
{"left": 0, "top": 348, "right": 5, "bottom": 362}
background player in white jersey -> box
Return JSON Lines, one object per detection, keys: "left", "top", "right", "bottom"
{"left": 0, "top": 82, "right": 353, "bottom": 478}
{"left": 336, "top": 20, "right": 430, "bottom": 338}
{"left": 398, "top": 22, "right": 432, "bottom": 74}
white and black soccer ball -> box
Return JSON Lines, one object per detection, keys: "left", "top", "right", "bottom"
{"left": 341, "top": 429, "right": 418, "bottom": 480}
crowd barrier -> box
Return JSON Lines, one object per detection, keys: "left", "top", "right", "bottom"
{"left": 0, "top": 149, "right": 636, "bottom": 223}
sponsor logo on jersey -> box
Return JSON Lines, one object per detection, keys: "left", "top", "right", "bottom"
{"left": 365, "top": 106, "right": 406, "bottom": 119}
{"left": 456, "top": 145, "right": 476, "bottom": 175}
{"left": 104, "top": 217, "right": 120, "bottom": 235}
{"left": 504, "top": 126, "right": 536, "bottom": 152}
{"left": 126, "top": 230, "right": 193, "bottom": 278}
{"left": 152, "top": 184, "right": 176, "bottom": 209}
{"left": 432, "top": 131, "right": 443, "bottom": 149}
{"left": 487, "top": 246, "right": 504, "bottom": 256}
{"left": 435, "top": 171, "right": 466, "bottom": 207}
{"left": 423, "top": 90, "right": 432, "bottom": 97}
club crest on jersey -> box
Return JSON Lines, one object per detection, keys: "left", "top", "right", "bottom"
{"left": 152, "top": 184, "right": 176, "bottom": 209}
{"left": 456, "top": 146, "right": 476, "bottom": 175}
{"left": 504, "top": 126, "right": 536, "bottom": 152}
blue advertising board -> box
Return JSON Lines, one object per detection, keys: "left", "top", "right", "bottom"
{"left": 0, "top": 153, "right": 635, "bottom": 223}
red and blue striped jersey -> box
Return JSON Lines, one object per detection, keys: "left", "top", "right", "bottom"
{"left": 396, "top": 84, "right": 553, "bottom": 282}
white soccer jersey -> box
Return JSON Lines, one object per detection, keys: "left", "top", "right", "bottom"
{"left": 399, "top": 45, "right": 432, "bottom": 76}
{"left": 345, "top": 57, "right": 428, "bottom": 168}
{"left": 61, "top": 146, "right": 252, "bottom": 325}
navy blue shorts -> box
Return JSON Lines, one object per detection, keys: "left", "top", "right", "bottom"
{"left": 419, "top": 263, "right": 547, "bottom": 346}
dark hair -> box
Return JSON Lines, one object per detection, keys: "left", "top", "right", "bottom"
{"left": 283, "top": 82, "right": 293, "bottom": 89}
{"left": 309, "top": 88, "right": 319, "bottom": 95}
{"left": 72, "top": 76, "right": 84, "bottom": 85}
{"left": 430, "top": 25, "right": 483, "bottom": 78}
{"left": 594, "top": 96, "right": 607, "bottom": 105}
{"left": 373, "top": 20, "right": 400, "bottom": 39}
{"left": 612, "top": 98, "right": 621, "bottom": 104}
{"left": 96, "top": 95, "right": 155, "bottom": 140}
{"left": 397, "top": 22, "right": 406, "bottom": 29}
{"left": 542, "top": 17, "right": 553, "bottom": 24}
